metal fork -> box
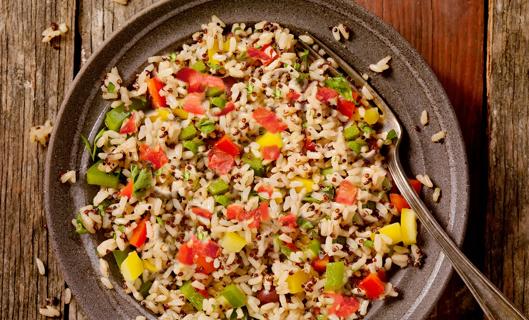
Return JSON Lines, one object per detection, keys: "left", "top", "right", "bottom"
{"left": 298, "top": 35, "right": 528, "bottom": 320}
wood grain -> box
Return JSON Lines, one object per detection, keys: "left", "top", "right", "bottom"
{"left": 0, "top": 0, "right": 76, "bottom": 319}
{"left": 486, "top": 0, "right": 529, "bottom": 316}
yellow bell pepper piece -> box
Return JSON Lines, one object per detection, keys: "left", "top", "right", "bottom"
{"left": 149, "top": 108, "right": 171, "bottom": 122}
{"left": 120, "top": 251, "right": 144, "bottom": 282}
{"left": 287, "top": 270, "right": 310, "bottom": 294}
{"left": 143, "top": 259, "right": 159, "bottom": 273}
{"left": 292, "top": 177, "right": 314, "bottom": 193}
{"left": 223, "top": 37, "right": 231, "bottom": 51}
{"left": 256, "top": 132, "right": 283, "bottom": 149}
{"left": 364, "top": 108, "right": 380, "bottom": 125}
{"left": 379, "top": 222, "right": 402, "bottom": 245}
{"left": 173, "top": 108, "right": 189, "bottom": 120}
{"left": 221, "top": 232, "right": 247, "bottom": 253}
{"left": 401, "top": 208, "right": 417, "bottom": 245}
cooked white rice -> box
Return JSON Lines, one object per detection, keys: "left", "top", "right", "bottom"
{"left": 431, "top": 130, "right": 446, "bottom": 143}
{"left": 42, "top": 23, "right": 68, "bottom": 43}
{"left": 369, "top": 56, "right": 391, "bottom": 73}
{"left": 74, "top": 17, "right": 424, "bottom": 319}
{"left": 36, "top": 257, "right": 46, "bottom": 276}
{"left": 420, "top": 110, "right": 428, "bottom": 126}
{"left": 60, "top": 170, "right": 77, "bottom": 184}
{"left": 30, "top": 120, "right": 53, "bottom": 146}
{"left": 39, "top": 305, "right": 60, "bottom": 318}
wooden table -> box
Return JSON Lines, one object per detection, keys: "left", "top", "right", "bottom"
{"left": 1, "top": 0, "right": 527, "bottom": 318}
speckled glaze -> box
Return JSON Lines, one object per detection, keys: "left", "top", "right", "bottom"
{"left": 44, "top": 1, "right": 469, "bottom": 319}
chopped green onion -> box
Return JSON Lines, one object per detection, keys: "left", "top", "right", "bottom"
{"left": 334, "top": 236, "right": 347, "bottom": 246}
{"left": 347, "top": 139, "right": 366, "bottom": 154}
{"left": 293, "top": 62, "right": 301, "bottom": 71}
{"left": 179, "top": 125, "right": 197, "bottom": 140}
{"left": 74, "top": 214, "right": 88, "bottom": 234}
{"left": 210, "top": 96, "right": 227, "bottom": 109}
{"left": 321, "top": 186, "right": 335, "bottom": 198}
{"left": 80, "top": 134, "right": 96, "bottom": 161}
{"left": 343, "top": 125, "right": 360, "bottom": 140}
{"left": 300, "top": 49, "right": 309, "bottom": 65}
{"left": 321, "top": 167, "right": 334, "bottom": 176}
{"left": 183, "top": 140, "right": 199, "bottom": 154}
{"left": 129, "top": 96, "right": 149, "bottom": 110}
{"left": 324, "top": 261, "right": 346, "bottom": 291}
{"left": 363, "top": 239, "right": 374, "bottom": 248}
{"left": 139, "top": 280, "right": 152, "bottom": 297}
{"left": 191, "top": 60, "right": 207, "bottom": 72}
{"left": 183, "top": 170, "right": 191, "bottom": 181}
{"left": 197, "top": 118, "right": 216, "bottom": 134}
{"left": 86, "top": 162, "right": 119, "bottom": 188}
{"left": 93, "top": 129, "right": 106, "bottom": 160}
{"left": 168, "top": 52, "right": 177, "bottom": 62}
{"left": 207, "top": 62, "right": 221, "bottom": 71}
{"left": 273, "top": 88, "right": 282, "bottom": 99}
{"left": 107, "top": 82, "right": 116, "bottom": 93}
{"left": 208, "top": 179, "right": 229, "bottom": 195}
{"left": 364, "top": 201, "right": 376, "bottom": 211}
{"left": 214, "top": 194, "right": 231, "bottom": 207}
{"left": 304, "top": 239, "right": 320, "bottom": 259}
{"left": 180, "top": 282, "right": 204, "bottom": 311}
{"left": 382, "top": 178, "right": 392, "bottom": 192}
{"left": 386, "top": 129, "right": 397, "bottom": 141}
{"left": 221, "top": 284, "right": 247, "bottom": 308}
{"left": 324, "top": 76, "right": 352, "bottom": 101}
{"left": 130, "top": 166, "right": 153, "bottom": 198}
{"left": 112, "top": 249, "right": 131, "bottom": 267}
{"left": 246, "top": 83, "right": 254, "bottom": 95}
{"left": 206, "top": 86, "right": 224, "bottom": 97}
{"left": 302, "top": 195, "right": 322, "bottom": 204}
{"left": 104, "top": 105, "right": 130, "bottom": 131}
{"left": 156, "top": 216, "right": 164, "bottom": 226}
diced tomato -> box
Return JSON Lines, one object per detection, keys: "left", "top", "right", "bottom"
{"left": 358, "top": 273, "right": 386, "bottom": 300}
{"left": 389, "top": 193, "right": 410, "bottom": 213}
{"left": 183, "top": 92, "right": 205, "bottom": 115}
{"left": 304, "top": 137, "right": 317, "bottom": 152}
{"left": 208, "top": 149, "right": 235, "bottom": 175}
{"left": 214, "top": 135, "right": 240, "bottom": 156}
{"left": 247, "top": 44, "right": 278, "bottom": 66}
{"left": 129, "top": 218, "right": 148, "bottom": 248}
{"left": 257, "top": 184, "right": 274, "bottom": 198}
{"left": 336, "top": 98, "right": 357, "bottom": 119}
{"left": 335, "top": 180, "right": 358, "bottom": 205}
{"left": 119, "top": 179, "right": 134, "bottom": 198}
{"left": 262, "top": 145, "right": 280, "bottom": 161}
{"left": 215, "top": 101, "right": 235, "bottom": 116}
{"left": 377, "top": 269, "right": 387, "bottom": 282}
{"left": 192, "top": 239, "right": 220, "bottom": 274}
{"left": 147, "top": 77, "right": 167, "bottom": 108}
{"left": 200, "top": 240, "right": 220, "bottom": 258}
{"left": 194, "top": 255, "right": 216, "bottom": 274}
{"left": 312, "top": 255, "right": 330, "bottom": 273}
{"left": 408, "top": 179, "right": 422, "bottom": 194}
{"left": 248, "top": 202, "right": 270, "bottom": 228}
{"left": 286, "top": 90, "right": 301, "bottom": 102}
{"left": 139, "top": 144, "right": 168, "bottom": 169}
{"left": 279, "top": 214, "right": 297, "bottom": 228}
{"left": 177, "top": 243, "right": 194, "bottom": 265}
{"left": 327, "top": 293, "right": 360, "bottom": 318}
{"left": 351, "top": 91, "right": 361, "bottom": 102}
{"left": 119, "top": 113, "right": 137, "bottom": 134}
{"left": 252, "top": 107, "right": 288, "bottom": 133}
{"left": 316, "top": 87, "right": 339, "bottom": 103}
{"left": 191, "top": 207, "right": 212, "bottom": 219}
{"left": 175, "top": 67, "right": 225, "bottom": 93}
{"left": 226, "top": 204, "right": 245, "bottom": 220}
{"left": 284, "top": 242, "right": 298, "bottom": 251}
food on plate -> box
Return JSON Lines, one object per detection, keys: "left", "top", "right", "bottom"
{"left": 74, "top": 16, "right": 424, "bottom": 319}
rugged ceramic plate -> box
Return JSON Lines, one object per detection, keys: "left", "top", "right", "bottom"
{"left": 45, "top": 0, "right": 469, "bottom": 319}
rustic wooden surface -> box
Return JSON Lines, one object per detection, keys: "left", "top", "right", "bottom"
{"left": 486, "top": 0, "right": 529, "bottom": 316}
{"left": 1, "top": 0, "right": 527, "bottom": 319}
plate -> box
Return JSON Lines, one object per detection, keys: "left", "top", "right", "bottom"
{"left": 45, "top": 0, "right": 469, "bottom": 319}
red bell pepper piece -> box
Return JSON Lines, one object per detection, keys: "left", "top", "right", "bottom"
{"left": 252, "top": 107, "right": 288, "bottom": 133}
{"left": 358, "top": 273, "right": 386, "bottom": 299}
{"left": 312, "top": 255, "right": 330, "bottom": 273}
{"left": 389, "top": 193, "right": 410, "bottom": 213}
{"left": 248, "top": 202, "right": 269, "bottom": 228}
{"left": 326, "top": 293, "right": 360, "bottom": 317}
{"left": 226, "top": 204, "right": 245, "bottom": 220}
{"left": 147, "top": 77, "right": 167, "bottom": 108}
{"left": 176, "top": 67, "right": 225, "bottom": 93}
{"left": 214, "top": 135, "right": 240, "bottom": 156}
{"left": 191, "top": 207, "right": 213, "bottom": 219}
{"left": 408, "top": 179, "right": 422, "bottom": 194}
{"left": 119, "top": 113, "right": 137, "bottom": 134}
{"left": 129, "top": 218, "right": 148, "bottom": 248}
{"left": 286, "top": 90, "right": 301, "bottom": 102}
{"left": 177, "top": 243, "right": 194, "bottom": 265}
{"left": 119, "top": 179, "right": 134, "bottom": 198}
{"left": 139, "top": 144, "right": 168, "bottom": 169}
{"left": 247, "top": 44, "right": 278, "bottom": 66}
{"left": 336, "top": 98, "right": 357, "bottom": 119}
{"left": 279, "top": 214, "right": 297, "bottom": 228}
{"left": 335, "top": 180, "right": 358, "bottom": 205}
{"left": 215, "top": 101, "right": 235, "bottom": 116}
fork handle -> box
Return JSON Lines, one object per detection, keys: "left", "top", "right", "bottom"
{"left": 389, "top": 156, "right": 528, "bottom": 320}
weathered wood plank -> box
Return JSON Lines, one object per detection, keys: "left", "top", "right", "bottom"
{"left": 0, "top": 0, "right": 75, "bottom": 319}
{"left": 486, "top": 0, "right": 529, "bottom": 316}
{"left": 354, "top": 1, "right": 486, "bottom": 318}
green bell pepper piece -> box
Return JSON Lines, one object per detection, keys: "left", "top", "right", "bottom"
{"left": 343, "top": 125, "right": 360, "bottom": 140}
{"left": 191, "top": 60, "right": 207, "bottom": 72}
{"left": 242, "top": 154, "right": 265, "bottom": 177}
{"left": 86, "top": 162, "right": 119, "bottom": 188}
{"left": 129, "top": 96, "right": 149, "bottom": 110}
{"left": 305, "top": 239, "right": 320, "bottom": 259}
{"left": 139, "top": 280, "right": 152, "bottom": 297}
{"left": 104, "top": 105, "right": 129, "bottom": 131}
{"left": 180, "top": 125, "right": 197, "bottom": 140}
{"left": 208, "top": 179, "right": 229, "bottom": 195}
{"left": 221, "top": 284, "right": 246, "bottom": 308}
{"left": 197, "top": 118, "right": 216, "bottom": 134}
{"left": 210, "top": 96, "right": 227, "bottom": 109}
{"left": 325, "top": 261, "right": 346, "bottom": 291}
{"left": 214, "top": 194, "right": 231, "bottom": 207}
{"left": 321, "top": 167, "right": 334, "bottom": 176}
{"left": 183, "top": 140, "right": 199, "bottom": 154}
{"left": 180, "top": 282, "right": 204, "bottom": 311}
{"left": 206, "top": 86, "right": 224, "bottom": 97}
{"left": 113, "top": 248, "right": 130, "bottom": 267}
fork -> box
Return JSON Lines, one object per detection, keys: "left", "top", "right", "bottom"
{"left": 298, "top": 35, "right": 528, "bottom": 320}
